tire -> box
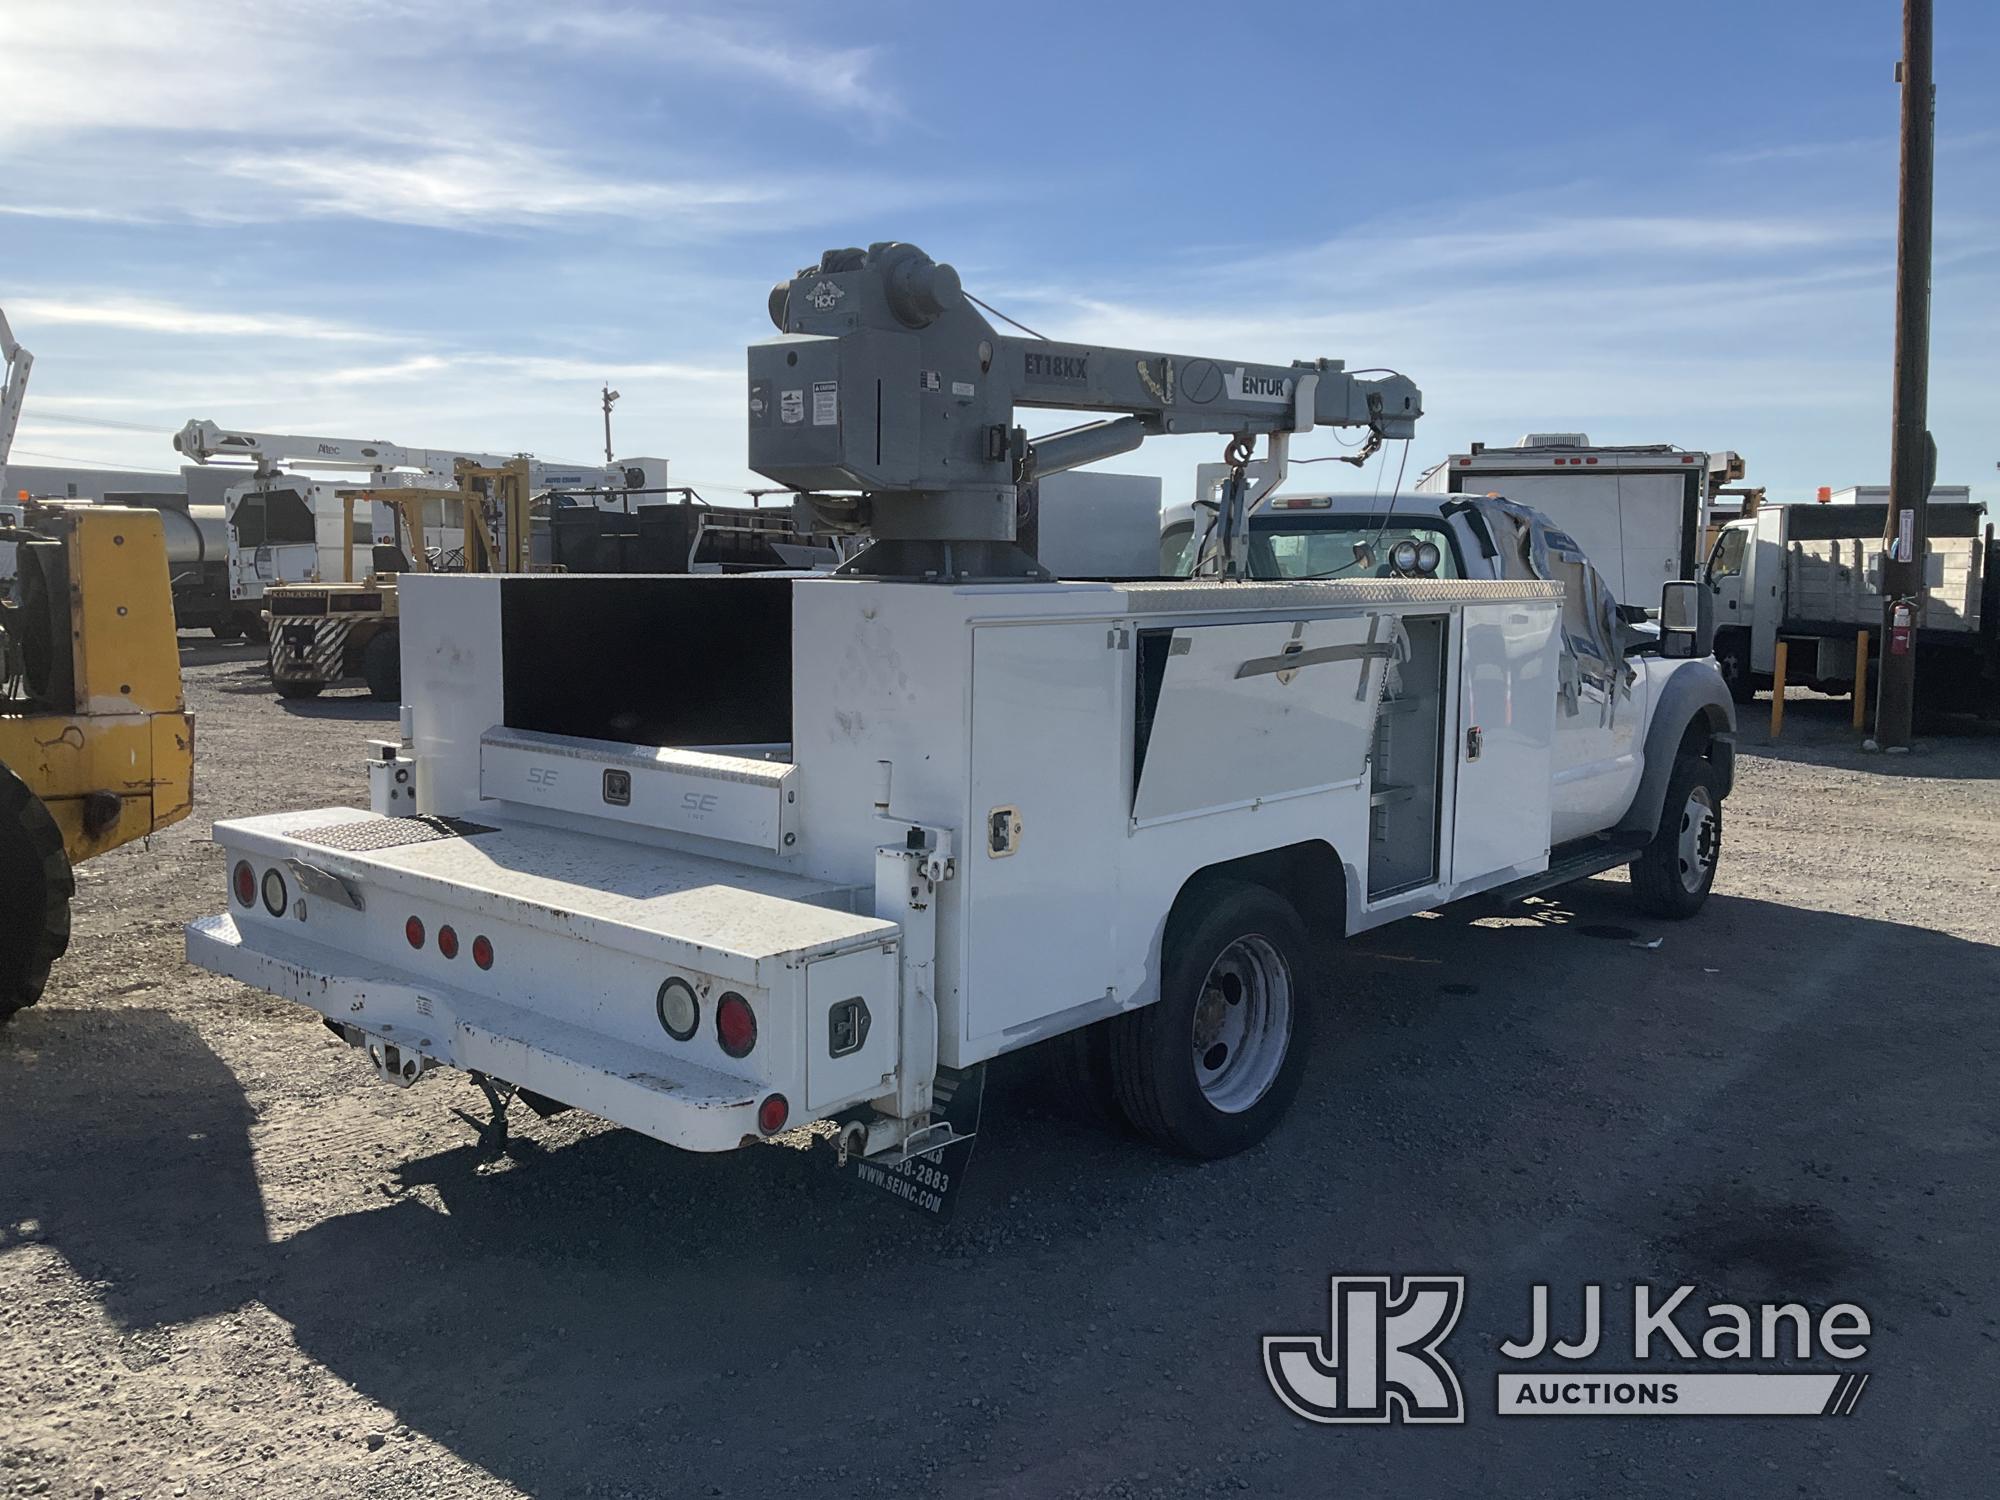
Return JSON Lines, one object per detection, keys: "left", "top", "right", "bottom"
{"left": 1630, "top": 753, "right": 1722, "bottom": 919}
{"left": 1107, "top": 879, "right": 1315, "bottom": 1159}
{"left": 209, "top": 619, "right": 245, "bottom": 641}
{"left": 1042, "top": 1018, "right": 1127, "bottom": 1129}
{"left": 362, "top": 629, "right": 401, "bottom": 703}
{"left": 274, "top": 678, "right": 323, "bottom": 700}
{"left": 0, "top": 762, "right": 74, "bottom": 1023}
{"left": 1715, "top": 635, "right": 1756, "bottom": 705}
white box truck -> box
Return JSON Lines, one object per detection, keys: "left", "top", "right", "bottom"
{"left": 1419, "top": 435, "right": 1736, "bottom": 607}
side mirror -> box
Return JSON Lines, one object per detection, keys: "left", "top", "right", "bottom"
{"left": 1659, "top": 579, "right": 1714, "bottom": 659}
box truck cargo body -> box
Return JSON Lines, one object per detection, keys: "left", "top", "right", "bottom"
{"left": 1706, "top": 496, "right": 1997, "bottom": 711}
{"left": 1419, "top": 436, "right": 1728, "bottom": 608}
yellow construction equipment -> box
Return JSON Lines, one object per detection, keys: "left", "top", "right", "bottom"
{"left": 264, "top": 458, "right": 530, "bottom": 702}
{"left": 1, "top": 506, "right": 194, "bottom": 1020}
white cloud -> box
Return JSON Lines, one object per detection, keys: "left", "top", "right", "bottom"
{"left": 498, "top": 5, "right": 897, "bottom": 121}
{"left": 208, "top": 142, "right": 775, "bottom": 229}
{"left": 0, "top": 0, "right": 900, "bottom": 232}
{"left": 317, "top": 353, "right": 733, "bottom": 385}
{"left": 10, "top": 295, "right": 398, "bottom": 343}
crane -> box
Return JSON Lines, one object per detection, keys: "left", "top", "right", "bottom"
{"left": 0, "top": 307, "right": 33, "bottom": 502}
{"left": 171, "top": 419, "right": 649, "bottom": 490}
{"left": 750, "top": 242, "right": 1421, "bottom": 579}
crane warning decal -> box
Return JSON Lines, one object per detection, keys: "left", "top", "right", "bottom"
{"left": 811, "top": 381, "right": 838, "bottom": 426}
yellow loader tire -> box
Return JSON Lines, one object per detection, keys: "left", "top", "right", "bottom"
{"left": 0, "top": 762, "right": 74, "bottom": 1022}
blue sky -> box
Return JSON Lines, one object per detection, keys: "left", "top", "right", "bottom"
{"left": 4, "top": 0, "right": 1995, "bottom": 504}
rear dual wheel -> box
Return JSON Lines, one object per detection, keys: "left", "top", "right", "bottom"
{"left": 1105, "top": 879, "right": 1315, "bottom": 1159}
{"left": 0, "top": 762, "right": 73, "bottom": 1023}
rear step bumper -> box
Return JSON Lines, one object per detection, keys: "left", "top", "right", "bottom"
{"left": 187, "top": 913, "right": 767, "bottom": 1152}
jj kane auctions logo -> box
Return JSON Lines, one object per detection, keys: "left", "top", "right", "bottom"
{"left": 1266, "top": 1277, "right": 1872, "bottom": 1423}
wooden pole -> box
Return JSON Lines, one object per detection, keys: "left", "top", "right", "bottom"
{"left": 1873, "top": 0, "right": 1935, "bottom": 750}
{"left": 1853, "top": 629, "right": 1871, "bottom": 731}
{"left": 1770, "top": 641, "right": 1789, "bottom": 740}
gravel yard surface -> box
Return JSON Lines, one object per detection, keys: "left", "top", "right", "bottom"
{"left": 3, "top": 642, "right": 1995, "bottom": 1498}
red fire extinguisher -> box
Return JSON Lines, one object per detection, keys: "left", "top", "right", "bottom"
{"left": 1889, "top": 600, "right": 1913, "bottom": 656}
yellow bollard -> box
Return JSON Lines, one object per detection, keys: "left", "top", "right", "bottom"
{"left": 1770, "top": 641, "right": 1788, "bottom": 739}
{"left": 1853, "top": 629, "right": 1870, "bottom": 731}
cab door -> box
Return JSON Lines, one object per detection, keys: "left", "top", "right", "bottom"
{"left": 1706, "top": 524, "right": 1749, "bottom": 622}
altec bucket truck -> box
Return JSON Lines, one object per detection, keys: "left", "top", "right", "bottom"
{"left": 186, "top": 243, "right": 1734, "bottom": 1216}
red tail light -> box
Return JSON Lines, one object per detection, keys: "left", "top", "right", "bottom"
{"left": 406, "top": 916, "right": 425, "bottom": 949}
{"left": 757, "top": 1093, "right": 789, "bottom": 1134}
{"left": 716, "top": 992, "right": 757, "bottom": 1058}
{"left": 437, "top": 925, "right": 459, "bottom": 960}
{"left": 233, "top": 860, "right": 255, "bottom": 907}
{"left": 472, "top": 935, "right": 494, "bottom": 970}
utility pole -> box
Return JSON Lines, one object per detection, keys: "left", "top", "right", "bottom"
{"left": 1871, "top": 0, "right": 1935, "bottom": 752}
{"left": 601, "top": 383, "right": 621, "bottom": 465}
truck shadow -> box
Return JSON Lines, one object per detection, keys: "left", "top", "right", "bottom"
{"left": 0, "top": 1005, "right": 269, "bottom": 1331}
{"left": 175, "top": 636, "right": 267, "bottom": 669}
{"left": 268, "top": 697, "right": 401, "bottom": 722}
{"left": 227, "top": 880, "right": 1995, "bottom": 1496}
{"left": 203, "top": 659, "right": 399, "bottom": 721}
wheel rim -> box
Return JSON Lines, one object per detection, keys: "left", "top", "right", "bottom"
{"left": 1677, "top": 785, "right": 1718, "bottom": 893}
{"left": 1190, "top": 933, "right": 1293, "bottom": 1114}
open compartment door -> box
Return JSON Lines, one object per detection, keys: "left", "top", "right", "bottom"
{"left": 1132, "top": 614, "right": 1390, "bottom": 828}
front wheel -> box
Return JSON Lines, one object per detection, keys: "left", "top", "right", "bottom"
{"left": 274, "top": 678, "right": 323, "bottom": 700}
{"left": 0, "top": 763, "right": 74, "bottom": 1023}
{"left": 1630, "top": 754, "right": 1722, "bottom": 919}
{"left": 1715, "top": 636, "right": 1757, "bottom": 705}
{"left": 1108, "top": 879, "right": 1315, "bottom": 1159}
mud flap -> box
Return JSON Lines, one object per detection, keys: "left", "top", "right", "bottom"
{"left": 839, "top": 1063, "right": 985, "bottom": 1221}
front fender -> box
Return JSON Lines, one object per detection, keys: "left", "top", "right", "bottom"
{"left": 1615, "top": 661, "right": 1737, "bottom": 838}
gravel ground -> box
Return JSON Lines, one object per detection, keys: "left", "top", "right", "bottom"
{"left": 3, "top": 641, "right": 1997, "bottom": 1499}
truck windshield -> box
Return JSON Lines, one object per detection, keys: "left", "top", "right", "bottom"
{"left": 1706, "top": 526, "right": 1747, "bottom": 581}
{"left": 1161, "top": 513, "right": 1462, "bottom": 580}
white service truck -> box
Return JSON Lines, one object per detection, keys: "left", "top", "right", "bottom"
{"left": 1418, "top": 434, "right": 1740, "bottom": 607}
{"left": 186, "top": 243, "right": 1735, "bottom": 1214}
{"left": 1705, "top": 491, "right": 1996, "bottom": 712}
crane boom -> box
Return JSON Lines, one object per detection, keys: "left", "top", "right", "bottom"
{"left": 749, "top": 242, "right": 1422, "bottom": 579}
{"left": 0, "top": 307, "right": 33, "bottom": 495}
{"left": 172, "top": 418, "right": 647, "bottom": 489}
